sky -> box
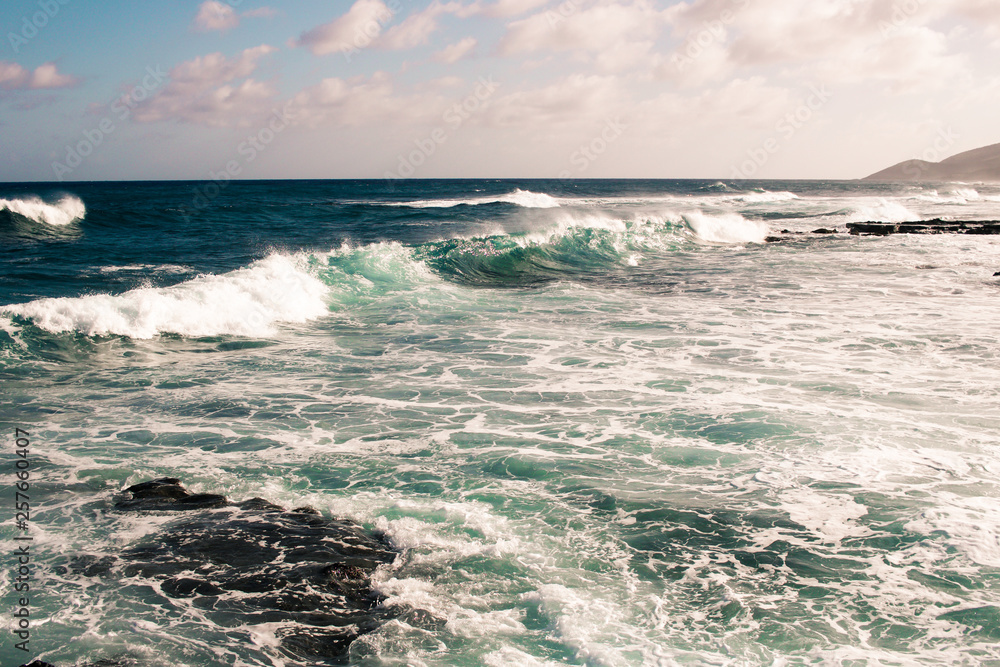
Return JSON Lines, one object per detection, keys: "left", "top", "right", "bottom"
{"left": 1, "top": 0, "right": 999, "bottom": 182}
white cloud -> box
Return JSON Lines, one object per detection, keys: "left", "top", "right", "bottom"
{"left": 0, "top": 61, "right": 77, "bottom": 90}
{"left": 464, "top": 0, "right": 551, "bottom": 18}
{"left": 378, "top": 2, "right": 452, "bottom": 49}
{"left": 192, "top": 2, "right": 279, "bottom": 32}
{"left": 295, "top": 0, "right": 395, "bottom": 56}
{"left": 658, "top": 0, "right": 974, "bottom": 93}
{"left": 192, "top": 1, "right": 239, "bottom": 32}
{"left": 434, "top": 37, "right": 478, "bottom": 63}
{"left": 297, "top": 0, "right": 467, "bottom": 55}
{"left": 290, "top": 71, "right": 447, "bottom": 127}
{"left": 498, "top": 0, "right": 665, "bottom": 71}
{"left": 134, "top": 45, "right": 278, "bottom": 126}
{"left": 484, "top": 74, "right": 623, "bottom": 128}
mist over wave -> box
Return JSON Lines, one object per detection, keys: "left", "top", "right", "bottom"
{"left": 682, "top": 210, "right": 769, "bottom": 243}
{"left": 847, "top": 201, "right": 921, "bottom": 223}
{"left": 0, "top": 194, "right": 86, "bottom": 226}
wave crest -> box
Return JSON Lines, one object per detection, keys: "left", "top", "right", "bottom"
{"left": 389, "top": 189, "right": 561, "bottom": 209}
{"left": 3, "top": 254, "right": 329, "bottom": 339}
{"left": 682, "top": 211, "right": 769, "bottom": 243}
{"left": 0, "top": 194, "right": 86, "bottom": 226}
{"left": 845, "top": 200, "right": 921, "bottom": 223}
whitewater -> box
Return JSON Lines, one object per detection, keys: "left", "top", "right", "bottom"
{"left": 1, "top": 179, "right": 999, "bottom": 667}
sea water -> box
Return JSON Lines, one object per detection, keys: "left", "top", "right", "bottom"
{"left": 1, "top": 179, "right": 999, "bottom": 666}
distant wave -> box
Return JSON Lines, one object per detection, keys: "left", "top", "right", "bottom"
{"left": 96, "top": 264, "right": 192, "bottom": 275}
{"left": 698, "top": 181, "right": 732, "bottom": 192}
{"left": 417, "top": 210, "right": 767, "bottom": 286}
{"left": 556, "top": 189, "right": 799, "bottom": 208}
{"left": 387, "top": 189, "right": 561, "bottom": 209}
{"left": 721, "top": 190, "right": 800, "bottom": 204}
{"left": 416, "top": 215, "right": 676, "bottom": 286}
{"left": 0, "top": 194, "right": 85, "bottom": 226}
{"left": 913, "top": 187, "right": 1000, "bottom": 205}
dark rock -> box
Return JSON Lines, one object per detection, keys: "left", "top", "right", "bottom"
{"left": 994, "top": 271, "right": 1000, "bottom": 277}
{"left": 19, "top": 661, "right": 58, "bottom": 667}
{"left": 114, "top": 477, "right": 227, "bottom": 511}
{"left": 764, "top": 236, "right": 783, "bottom": 243}
{"left": 847, "top": 219, "right": 1000, "bottom": 236}
{"left": 59, "top": 479, "right": 401, "bottom": 664}
{"left": 811, "top": 228, "right": 838, "bottom": 234}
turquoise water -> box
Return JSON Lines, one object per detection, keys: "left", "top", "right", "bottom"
{"left": 2, "top": 180, "right": 1000, "bottom": 666}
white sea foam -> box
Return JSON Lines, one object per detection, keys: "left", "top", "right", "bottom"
{"left": 2, "top": 253, "right": 329, "bottom": 338}
{"left": 682, "top": 210, "right": 769, "bottom": 243}
{"left": 722, "top": 190, "right": 800, "bottom": 204}
{"left": 905, "top": 499, "right": 1000, "bottom": 568}
{"left": 845, "top": 199, "right": 921, "bottom": 223}
{"left": 96, "top": 264, "right": 192, "bottom": 275}
{"left": 390, "top": 188, "right": 561, "bottom": 209}
{"left": 0, "top": 194, "right": 86, "bottom": 226}
{"left": 522, "top": 584, "right": 627, "bottom": 667}
{"left": 915, "top": 187, "right": 982, "bottom": 205}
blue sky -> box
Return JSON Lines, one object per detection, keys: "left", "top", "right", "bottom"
{"left": 2, "top": 0, "right": 999, "bottom": 181}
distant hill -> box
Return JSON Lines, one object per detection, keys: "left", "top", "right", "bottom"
{"left": 864, "top": 142, "right": 1000, "bottom": 182}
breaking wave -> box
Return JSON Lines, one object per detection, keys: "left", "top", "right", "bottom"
{"left": 0, "top": 194, "right": 86, "bottom": 226}
{"left": 681, "top": 211, "right": 769, "bottom": 243}
{"left": 387, "top": 189, "right": 561, "bottom": 209}
{"left": 844, "top": 200, "right": 922, "bottom": 223}
{"left": 3, "top": 210, "right": 769, "bottom": 337}
{"left": 2, "top": 254, "right": 330, "bottom": 339}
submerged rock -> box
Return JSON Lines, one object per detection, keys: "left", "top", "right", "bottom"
{"left": 55, "top": 478, "right": 400, "bottom": 665}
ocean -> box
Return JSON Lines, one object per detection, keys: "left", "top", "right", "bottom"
{"left": 1, "top": 179, "right": 999, "bottom": 666}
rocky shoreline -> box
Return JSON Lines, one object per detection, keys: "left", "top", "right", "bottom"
{"left": 846, "top": 219, "right": 1000, "bottom": 236}
{"left": 20, "top": 478, "right": 401, "bottom": 667}
{"left": 765, "top": 219, "right": 1000, "bottom": 242}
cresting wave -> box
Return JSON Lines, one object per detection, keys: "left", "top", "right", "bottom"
{"left": 0, "top": 194, "right": 86, "bottom": 226}
{"left": 2, "top": 254, "right": 330, "bottom": 339}
{"left": 387, "top": 188, "right": 561, "bottom": 209}
{"left": 844, "top": 199, "right": 922, "bottom": 223}
{"left": 418, "top": 210, "right": 767, "bottom": 285}
{"left": 2, "top": 211, "right": 767, "bottom": 339}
